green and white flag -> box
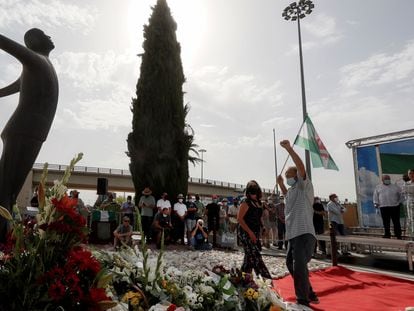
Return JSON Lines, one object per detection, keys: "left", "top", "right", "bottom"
{"left": 294, "top": 116, "right": 339, "bottom": 171}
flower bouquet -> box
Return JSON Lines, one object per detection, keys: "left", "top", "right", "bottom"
{"left": 96, "top": 230, "right": 287, "bottom": 311}
{"left": 0, "top": 154, "right": 116, "bottom": 311}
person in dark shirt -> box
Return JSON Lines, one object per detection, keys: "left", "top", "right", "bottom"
{"left": 30, "top": 187, "right": 39, "bottom": 207}
{"left": 206, "top": 195, "right": 220, "bottom": 247}
{"left": 312, "top": 197, "right": 326, "bottom": 255}
{"left": 185, "top": 194, "right": 197, "bottom": 245}
{"left": 237, "top": 180, "right": 271, "bottom": 279}
{"left": 152, "top": 207, "right": 173, "bottom": 249}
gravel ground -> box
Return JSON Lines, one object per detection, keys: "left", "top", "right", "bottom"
{"left": 146, "top": 244, "right": 330, "bottom": 279}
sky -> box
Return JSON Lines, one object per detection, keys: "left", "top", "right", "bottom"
{"left": 1, "top": 0, "right": 414, "bottom": 205}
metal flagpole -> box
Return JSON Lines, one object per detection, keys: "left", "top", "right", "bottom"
{"left": 273, "top": 129, "right": 279, "bottom": 194}
{"left": 279, "top": 117, "right": 308, "bottom": 174}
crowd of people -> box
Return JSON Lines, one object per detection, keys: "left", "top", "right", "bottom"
{"left": 27, "top": 141, "right": 414, "bottom": 309}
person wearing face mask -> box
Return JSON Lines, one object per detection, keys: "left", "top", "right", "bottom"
{"left": 157, "top": 192, "right": 171, "bottom": 214}
{"left": 267, "top": 196, "right": 278, "bottom": 247}
{"left": 206, "top": 195, "right": 220, "bottom": 247}
{"left": 219, "top": 197, "right": 229, "bottom": 232}
{"left": 121, "top": 195, "right": 135, "bottom": 229}
{"left": 276, "top": 140, "right": 319, "bottom": 308}
{"left": 237, "top": 180, "right": 271, "bottom": 279}
{"left": 327, "top": 194, "right": 346, "bottom": 236}
{"left": 172, "top": 194, "right": 187, "bottom": 245}
{"left": 275, "top": 196, "right": 287, "bottom": 250}
{"left": 185, "top": 194, "right": 197, "bottom": 246}
{"left": 327, "top": 194, "right": 352, "bottom": 256}
{"left": 138, "top": 188, "right": 156, "bottom": 243}
{"left": 373, "top": 175, "right": 402, "bottom": 239}
{"left": 313, "top": 197, "right": 327, "bottom": 255}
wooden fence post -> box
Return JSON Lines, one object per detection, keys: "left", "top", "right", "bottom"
{"left": 330, "top": 224, "right": 338, "bottom": 266}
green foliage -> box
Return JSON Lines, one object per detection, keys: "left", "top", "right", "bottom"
{"left": 127, "top": 0, "right": 199, "bottom": 202}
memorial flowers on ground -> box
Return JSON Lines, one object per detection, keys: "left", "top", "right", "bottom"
{"left": 95, "top": 234, "right": 288, "bottom": 311}
{"left": 0, "top": 153, "right": 317, "bottom": 310}
{"left": 0, "top": 154, "right": 115, "bottom": 311}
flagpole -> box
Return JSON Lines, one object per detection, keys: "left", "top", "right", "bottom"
{"left": 273, "top": 129, "right": 279, "bottom": 194}
{"left": 279, "top": 118, "right": 307, "bottom": 174}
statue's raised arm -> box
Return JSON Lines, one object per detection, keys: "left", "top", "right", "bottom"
{"left": 0, "top": 28, "right": 59, "bottom": 242}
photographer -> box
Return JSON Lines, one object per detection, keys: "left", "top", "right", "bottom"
{"left": 190, "top": 219, "right": 212, "bottom": 250}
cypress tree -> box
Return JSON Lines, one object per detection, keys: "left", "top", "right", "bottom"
{"left": 127, "top": 0, "right": 196, "bottom": 202}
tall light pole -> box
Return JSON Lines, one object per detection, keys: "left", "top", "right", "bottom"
{"left": 198, "top": 149, "right": 206, "bottom": 183}
{"left": 282, "top": 0, "right": 314, "bottom": 180}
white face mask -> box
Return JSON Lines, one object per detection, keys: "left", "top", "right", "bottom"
{"left": 178, "top": 199, "right": 183, "bottom": 203}
{"left": 286, "top": 177, "right": 296, "bottom": 186}
{"left": 162, "top": 214, "right": 168, "bottom": 218}
{"left": 334, "top": 198, "right": 339, "bottom": 203}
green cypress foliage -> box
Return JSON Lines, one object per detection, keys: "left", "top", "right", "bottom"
{"left": 127, "top": 0, "right": 195, "bottom": 202}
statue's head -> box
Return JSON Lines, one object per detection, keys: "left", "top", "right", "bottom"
{"left": 24, "top": 28, "right": 54, "bottom": 55}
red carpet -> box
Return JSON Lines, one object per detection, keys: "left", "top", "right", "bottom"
{"left": 273, "top": 266, "right": 414, "bottom": 311}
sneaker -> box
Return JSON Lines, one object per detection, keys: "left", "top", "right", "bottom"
{"left": 309, "top": 293, "right": 320, "bottom": 304}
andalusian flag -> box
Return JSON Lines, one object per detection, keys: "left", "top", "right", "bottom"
{"left": 294, "top": 116, "right": 339, "bottom": 171}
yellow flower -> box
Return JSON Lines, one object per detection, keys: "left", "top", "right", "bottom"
{"left": 122, "top": 291, "right": 141, "bottom": 303}
{"left": 130, "top": 297, "right": 140, "bottom": 306}
{"left": 252, "top": 291, "right": 259, "bottom": 300}
{"left": 246, "top": 288, "right": 255, "bottom": 296}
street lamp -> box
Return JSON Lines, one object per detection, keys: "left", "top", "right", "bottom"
{"left": 198, "top": 149, "right": 207, "bottom": 183}
{"left": 282, "top": 0, "right": 314, "bottom": 180}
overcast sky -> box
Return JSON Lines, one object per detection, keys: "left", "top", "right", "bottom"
{"left": 1, "top": 0, "right": 413, "bottom": 204}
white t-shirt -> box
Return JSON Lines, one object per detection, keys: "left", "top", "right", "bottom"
{"left": 157, "top": 199, "right": 171, "bottom": 211}
{"left": 174, "top": 202, "right": 187, "bottom": 217}
{"left": 285, "top": 173, "right": 315, "bottom": 240}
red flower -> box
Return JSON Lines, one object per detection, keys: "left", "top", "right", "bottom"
{"left": 66, "top": 248, "right": 101, "bottom": 274}
{"left": 167, "top": 304, "right": 177, "bottom": 311}
{"left": 48, "top": 282, "right": 66, "bottom": 301}
{"left": 70, "top": 286, "right": 83, "bottom": 302}
{"left": 65, "top": 272, "right": 80, "bottom": 288}
{"left": 47, "top": 267, "right": 65, "bottom": 280}
{"left": 89, "top": 287, "right": 109, "bottom": 302}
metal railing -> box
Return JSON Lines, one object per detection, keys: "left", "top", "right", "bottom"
{"left": 33, "top": 163, "right": 273, "bottom": 193}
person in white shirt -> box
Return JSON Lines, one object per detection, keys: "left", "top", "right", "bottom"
{"left": 373, "top": 175, "right": 402, "bottom": 239}
{"left": 172, "top": 193, "right": 187, "bottom": 245}
{"left": 156, "top": 192, "right": 171, "bottom": 214}
{"left": 276, "top": 140, "right": 318, "bottom": 307}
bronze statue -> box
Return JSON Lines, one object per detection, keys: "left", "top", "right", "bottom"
{"left": 0, "top": 28, "right": 58, "bottom": 242}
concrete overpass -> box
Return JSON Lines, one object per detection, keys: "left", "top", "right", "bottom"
{"left": 17, "top": 163, "right": 273, "bottom": 206}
